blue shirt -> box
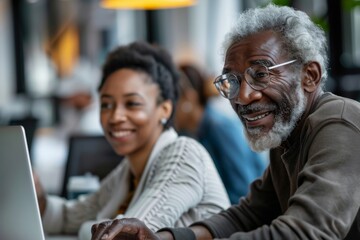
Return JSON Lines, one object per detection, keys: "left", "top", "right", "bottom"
{"left": 198, "top": 100, "right": 267, "bottom": 204}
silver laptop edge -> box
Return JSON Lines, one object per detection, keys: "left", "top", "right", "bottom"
{"left": 0, "top": 125, "right": 45, "bottom": 240}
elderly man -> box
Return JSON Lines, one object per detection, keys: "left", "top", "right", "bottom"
{"left": 91, "top": 4, "right": 360, "bottom": 240}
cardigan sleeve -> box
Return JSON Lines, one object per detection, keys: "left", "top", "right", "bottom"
{"left": 42, "top": 161, "right": 126, "bottom": 235}
{"left": 43, "top": 191, "right": 102, "bottom": 234}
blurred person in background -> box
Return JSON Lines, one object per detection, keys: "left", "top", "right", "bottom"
{"left": 54, "top": 58, "right": 103, "bottom": 136}
{"left": 174, "top": 63, "right": 267, "bottom": 204}
{"left": 34, "top": 41, "right": 230, "bottom": 240}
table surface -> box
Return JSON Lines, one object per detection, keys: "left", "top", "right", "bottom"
{"left": 46, "top": 235, "right": 78, "bottom": 240}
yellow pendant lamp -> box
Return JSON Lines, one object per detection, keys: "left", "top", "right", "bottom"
{"left": 100, "top": 0, "right": 197, "bottom": 10}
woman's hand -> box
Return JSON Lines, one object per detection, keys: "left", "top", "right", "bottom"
{"left": 91, "top": 218, "right": 161, "bottom": 240}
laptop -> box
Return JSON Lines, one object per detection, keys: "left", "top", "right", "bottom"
{"left": 0, "top": 125, "right": 46, "bottom": 240}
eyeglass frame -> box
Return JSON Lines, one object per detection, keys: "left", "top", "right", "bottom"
{"left": 213, "top": 59, "right": 297, "bottom": 99}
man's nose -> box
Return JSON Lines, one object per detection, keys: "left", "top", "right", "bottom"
{"left": 233, "top": 80, "right": 262, "bottom": 106}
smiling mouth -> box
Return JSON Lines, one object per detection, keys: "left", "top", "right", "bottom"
{"left": 243, "top": 111, "right": 271, "bottom": 122}
{"left": 111, "top": 130, "right": 133, "bottom": 138}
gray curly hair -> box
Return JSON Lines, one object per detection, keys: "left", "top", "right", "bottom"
{"left": 222, "top": 4, "right": 329, "bottom": 87}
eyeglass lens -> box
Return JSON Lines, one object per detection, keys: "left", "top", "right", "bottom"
{"left": 215, "top": 64, "right": 269, "bottom": 99}
{"left": 214, "top": 75, "right": 239, "bottom": 99}
{"left": 214, "top": 60, "right": 297, "bottom": 99}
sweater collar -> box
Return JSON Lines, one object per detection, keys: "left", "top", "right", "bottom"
{"left": 128, "top": 128, "right": 178, "bottom": 205}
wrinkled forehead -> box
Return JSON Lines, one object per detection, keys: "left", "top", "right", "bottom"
{"left": 224, "top": 31, "right": 287, "bottom": 69}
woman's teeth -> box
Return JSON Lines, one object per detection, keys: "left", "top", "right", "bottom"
{"left": 112, "top": 131, "right": 132, "bottom": 138}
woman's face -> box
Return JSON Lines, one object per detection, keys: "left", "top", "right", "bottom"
{"left": 99, "top": 68, "right": 171, "bottom": 159}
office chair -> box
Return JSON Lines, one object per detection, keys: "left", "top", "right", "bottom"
{"left": 61, "top": 134, "right": 123, "bottom": 198}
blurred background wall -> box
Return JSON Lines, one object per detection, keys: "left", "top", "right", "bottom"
{"left": 1, "top": 0, "right": 360, "bottom": 194}
{"left": 1, "top": 0, "right": 360, "bottom": 128}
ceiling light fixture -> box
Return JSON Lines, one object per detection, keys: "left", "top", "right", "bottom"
{"left": 100, "top": 0, "right": 197, "bottom": 10}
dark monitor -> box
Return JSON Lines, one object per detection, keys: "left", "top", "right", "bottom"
{"left": 61, "top": 135, "right": 123, "bottom": 198}
{"left": 9, "top": 116, "right": 38, "bottom": 159}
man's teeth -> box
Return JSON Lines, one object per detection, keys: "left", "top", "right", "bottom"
{"left": 112, "top": 131, "right": 132, "bottom": 137}
{"left": 246, "top": 112, "right": 270, "bottom": 121}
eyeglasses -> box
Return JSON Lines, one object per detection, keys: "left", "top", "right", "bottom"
{"left": 213, "top": 59, "right": 297, "bottom": 99}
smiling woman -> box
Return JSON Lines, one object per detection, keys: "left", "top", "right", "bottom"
{"left": 34, "top": 41, "right": 230, "bottom": 240}
{"left": 99, "top": 68, "right": 169, "bottom": 163}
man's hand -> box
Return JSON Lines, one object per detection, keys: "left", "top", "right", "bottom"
{"left": 91, "top": 218, "right": 161, "bottom": 240}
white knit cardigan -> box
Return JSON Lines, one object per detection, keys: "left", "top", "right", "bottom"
{"left": 42, "top": 128, "right": 230, "bottom": 239}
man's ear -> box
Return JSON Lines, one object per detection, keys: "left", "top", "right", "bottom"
{"left": 302, "top": 61, "right": 322, "bottom": 93}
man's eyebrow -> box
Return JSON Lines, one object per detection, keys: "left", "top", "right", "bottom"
{"left": 250, "top": 59, "right": 272, "bottom": 66}
{"left": 222, "top": 68, "right": 231, "bottom": 74}
{"left": 221, "top": 59, "right": 273, "bottom": 74}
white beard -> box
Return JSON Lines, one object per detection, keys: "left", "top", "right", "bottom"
{"left": 246, "top": 82, "right": 307, "bottom": 152}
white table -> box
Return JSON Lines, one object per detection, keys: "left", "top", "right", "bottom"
{"left": 46, "top": 235, "right": 78, "bottom": 240}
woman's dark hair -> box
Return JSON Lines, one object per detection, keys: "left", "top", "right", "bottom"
{"left": 98, "top": 41, "right": 180, "bottom": 129}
